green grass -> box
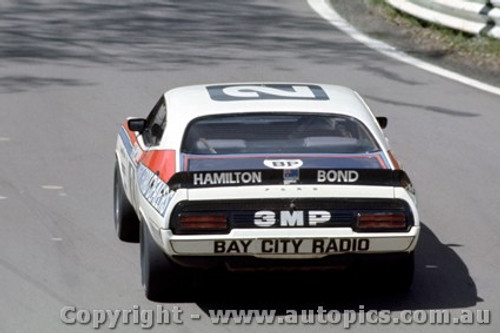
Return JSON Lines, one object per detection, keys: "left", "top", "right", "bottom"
{"left": 365, "top": 0, "right": 500, "bottom": 57}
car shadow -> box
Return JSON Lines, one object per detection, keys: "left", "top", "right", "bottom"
{"left": 184, "top": 223, "right": 479, "bottom": 313}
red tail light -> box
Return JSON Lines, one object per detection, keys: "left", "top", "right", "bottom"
{"left": 357, "top": 213, "right": 406, "bottom": 230}
{"left": 178, "top": 214, "right": 228, "bottom": 231}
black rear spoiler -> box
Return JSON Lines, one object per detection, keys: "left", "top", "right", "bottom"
{"left": 167, "top": 169, "right": 414, "bottom": 192}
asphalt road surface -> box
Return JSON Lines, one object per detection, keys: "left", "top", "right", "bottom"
{"left": 0, "top": 1, "right": 498, "bottom": 332}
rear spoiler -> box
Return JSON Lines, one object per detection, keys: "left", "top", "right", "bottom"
{"left": 167, "top": 169, "right": 414, "bottom": 191}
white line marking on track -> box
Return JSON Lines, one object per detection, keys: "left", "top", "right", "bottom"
{"left": 51, "top": 237, "right": 63, "bottom": 242}
{"left": 41, "top": 185, "right": 64, "bottom": 190}
{"left": 308, "top": 0, "right": 500, "bottom": 97}
{"left": 0, "top": 137, "right": 11, "bottom": 142}
{"left": 0, "top": 196, "right": 7, "bottom": 200}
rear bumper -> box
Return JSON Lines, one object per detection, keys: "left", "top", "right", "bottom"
{"left": 170, "top": 252, "right": 414, "bottom": 271}
{"left": 160, "top": 226, "right": 419, "bottom": 265}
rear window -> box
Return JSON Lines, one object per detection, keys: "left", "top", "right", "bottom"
{"left": 181, "top": 113, "right": 379, "bottom": 154}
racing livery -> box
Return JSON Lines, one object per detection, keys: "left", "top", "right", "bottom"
{"left": 114, "top": 83, "right": 419, "bottom": 300}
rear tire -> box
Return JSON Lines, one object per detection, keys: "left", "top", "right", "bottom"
{"left": 140, "top": 221, "right": 192, "bottom": 302}
{"left": 113, "top": 161, "right": 140, "bottom": 243}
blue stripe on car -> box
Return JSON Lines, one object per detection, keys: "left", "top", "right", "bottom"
{"left": 119, "top": 126, "right": 133, "bottom": 157}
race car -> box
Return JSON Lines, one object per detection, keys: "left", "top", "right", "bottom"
{"left": 114, "top": 83, "right": 420, "bottom": 300}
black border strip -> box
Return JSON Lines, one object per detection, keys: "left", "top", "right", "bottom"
{"left": 167, "top": 169, "right": 413, "bottom": 189}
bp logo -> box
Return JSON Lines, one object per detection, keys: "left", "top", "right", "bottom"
{"left": 263, "top": 159, "right": 303, "bottom": 169}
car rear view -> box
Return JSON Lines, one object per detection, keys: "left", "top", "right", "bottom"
{"left": 114, "top": 84, "right": 420, "bottom": 301}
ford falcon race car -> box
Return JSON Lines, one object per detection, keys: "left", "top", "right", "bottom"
{"left": 114, "top": 83, "right": 419, "bottom": 300}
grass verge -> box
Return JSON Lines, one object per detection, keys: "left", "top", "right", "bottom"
{"left": 365, "top": 0, "right": 500, "bottom": 70}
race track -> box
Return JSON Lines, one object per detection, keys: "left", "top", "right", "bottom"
{"left": 0, "top": 0, "right": 498, "bottom": 332}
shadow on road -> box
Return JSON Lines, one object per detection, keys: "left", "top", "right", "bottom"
{"left": 0, "top": 75, "right": 92, "bottom": 94}
{"left": 187, "top": 223, "right": 478, "bottom": 313}
{"left": 0, "top": 0, "right": 371, "bottom": 69}
{"left": 0, "top": 0, "right": 379, "bottom": 93}
{"left": 364, "top": 95, "right": 480, "bottom": 118}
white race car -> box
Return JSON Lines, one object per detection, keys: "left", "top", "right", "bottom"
{"left": 114, "top": 83, "right": 419, "bottom": 300}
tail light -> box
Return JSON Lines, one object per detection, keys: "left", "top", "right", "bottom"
{"left": 356, "top": 212, "right": 407, "bottom": 231}
{"left": 177, "top": 214, "right": 228, "bottom": 232}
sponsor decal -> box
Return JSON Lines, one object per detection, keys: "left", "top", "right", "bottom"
{"left": 263, "top": 159, "right": 303, "bottom": 170}
{"left": 206, "top": 84, "right": 329, "bottom": 101}
{"left": 214, "top": 240, "right": 253, "bottom": 254}
{"left": 131, "top": 143, "right": 142, "bottom": 163}
{"left": 137, "top": 164, "right": 171, "bottom": 215}
{"left": 310, "top": 238, "right": 370, "bottom": 253}
{"left": 212, "top": 238, "right": 370, "bottom": 254}
{"left": 193, "top": 171, "right": 262, "bottom": 186}
{"left": 254, "top": 210, "right": 332, "bottom": 227}
{"left": 168, "top": 168, "right": 406, "bottom": 189}
{"left": 317, "top": 170, "right": 359, "bottom": 183}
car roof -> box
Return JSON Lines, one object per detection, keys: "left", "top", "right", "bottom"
{"left": 166, "top": 83, "right": 369, "bottom": 119}
{"left": 161, "top": 83, "right": 387, "bottom": 151}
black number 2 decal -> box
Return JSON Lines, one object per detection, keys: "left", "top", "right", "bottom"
{"left": 207, "top": 84, "right": 329, "bottom": 101}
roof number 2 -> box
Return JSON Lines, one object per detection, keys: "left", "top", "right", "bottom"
{"left": 207, "top": 84, "right": 329, "bottom": 101}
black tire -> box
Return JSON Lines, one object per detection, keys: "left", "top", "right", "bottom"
{"left": 140, "top": 221, "right": 192, "bottom": 302}
{"left": 113, "top": 161, "right": 140, "bottom": 243}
